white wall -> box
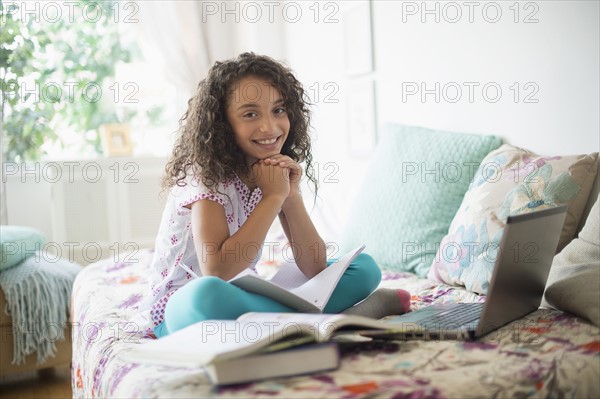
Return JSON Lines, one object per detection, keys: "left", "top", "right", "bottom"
{"left": 372, "top": 0, "right": 599, "bottom": 155}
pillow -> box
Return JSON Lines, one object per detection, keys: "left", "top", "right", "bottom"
{"left": 541, "top": 194, "right": 599, "bottom": 326}
{"left": 340, "top": 123, "right": 502, "bottom": 277}
{"left": 428, "top": 145, "right": 599, "bottom": 294}
{"left": 0, "top": 225, "right": 47, "bottom": 272}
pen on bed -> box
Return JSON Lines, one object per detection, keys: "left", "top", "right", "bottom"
{"left": 178, "top": 263, "right": 201, "bottom": 279}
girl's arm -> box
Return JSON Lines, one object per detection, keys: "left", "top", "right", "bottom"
{"left": 190, "top": 162, "right": 289, "bottom": 281}
{"left": 265, "top": 155, "right": 327, "bottom": 278}
{"left": 278, "top": 197, "right": 327, "bottom": 278}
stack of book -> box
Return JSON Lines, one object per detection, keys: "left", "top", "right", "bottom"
{"left": 126, "top": 312, "right": 392, "bottom": 385}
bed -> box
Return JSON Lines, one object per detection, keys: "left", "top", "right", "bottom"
{"left": 72, "top": 124, "right": 600, "bottom": 397}
{"left": 71, "top": 248, "right": 600, "bottom": 398}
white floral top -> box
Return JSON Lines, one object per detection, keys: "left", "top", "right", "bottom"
{"left": 134, "top": 175, "right": 262, "bottom": 333}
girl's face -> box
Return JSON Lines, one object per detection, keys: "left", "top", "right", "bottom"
{"left": 226, "top": 75, "right": 290, "bottom": 165}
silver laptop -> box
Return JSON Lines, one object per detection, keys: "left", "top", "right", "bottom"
{"left": 365, "top": 205, "right": 568, "bottom": 341}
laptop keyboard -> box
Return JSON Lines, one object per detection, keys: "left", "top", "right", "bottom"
{"left": 419, "top": 303, "right": 484, "bottom": 329}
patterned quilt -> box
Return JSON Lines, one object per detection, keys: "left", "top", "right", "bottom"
{"left": 71, "top": 249, "right": 600, "bottom": 398}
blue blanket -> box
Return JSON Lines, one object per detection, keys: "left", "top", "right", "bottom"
{"left": 0, "top": 253, "right": 81, "bottom": 365}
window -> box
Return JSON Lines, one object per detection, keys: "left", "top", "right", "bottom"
{"left": 1, "top": 0, "right": 177, "bottom": 162}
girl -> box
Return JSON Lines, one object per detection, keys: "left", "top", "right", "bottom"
{"left": 136, "top": 53, "right": 410, "bottom": 338}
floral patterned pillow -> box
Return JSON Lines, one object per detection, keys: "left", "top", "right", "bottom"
{"left": 427, "top": 144, "right": 598, "bottom": 294}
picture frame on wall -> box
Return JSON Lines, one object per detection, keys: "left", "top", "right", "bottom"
{"left": 347, "top": 79, "right": 377, "bottom": 157}
{"left": 100, "top": 123, "right": 133, "bottom": 157}
{"left": 343, "top": 1, "right": 374, "bottom": 77}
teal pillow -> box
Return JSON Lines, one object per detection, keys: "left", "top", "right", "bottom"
{"left": 340, "top": 123, "right": 502, "bottom": 277}
{"left": 0, "top": 225, "right": 47, "bottom": 271}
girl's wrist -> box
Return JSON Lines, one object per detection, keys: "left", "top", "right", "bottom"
{"left": 261, "top": 192, "right": 287, "bottom": 208}
{"left": 281, "top": 194, "right": 303, "bottom": 213}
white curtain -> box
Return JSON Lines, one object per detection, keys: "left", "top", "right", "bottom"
{"left": 136, "top": 1, "right": 213, "bottom": 101}
{"left": 0, "top": 152, "right": 7, "bottom": 225}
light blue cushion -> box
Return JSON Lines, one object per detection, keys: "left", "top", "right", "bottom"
{"left": 340, "top": 123, "right": 502, "bottom": 277}
{"left": 0, "top": 225, "right": 47, "bottom": 271}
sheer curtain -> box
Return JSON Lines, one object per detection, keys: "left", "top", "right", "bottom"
{"left": 0, "top": 158, "right": 7, "bottom": 225}
{"left": 136, "top": 1, "right": 213, "bottom": 103}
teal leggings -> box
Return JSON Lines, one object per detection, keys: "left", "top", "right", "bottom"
{"left": 155, "top": 253, "right": 381, "bottom": 338}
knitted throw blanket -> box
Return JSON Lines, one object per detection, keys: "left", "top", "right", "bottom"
{"left": 0, "top": 254, "right": 82, "bottom": 365}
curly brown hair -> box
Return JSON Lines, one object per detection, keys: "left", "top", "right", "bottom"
{"left": 162, "top": 52, "right": 317, "bottom": 197}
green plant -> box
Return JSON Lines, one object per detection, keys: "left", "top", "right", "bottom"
{"left": 1, "top": 0, "right": 138, "bottom": 161}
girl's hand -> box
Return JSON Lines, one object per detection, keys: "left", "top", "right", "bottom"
{"left": 261, "top": 155, "right": 302, "bottom": 200}
{"left": 250, "top": 160, "right": 290, "bottom": 202}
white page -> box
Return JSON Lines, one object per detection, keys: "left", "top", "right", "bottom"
{"left": 268, "top": 261, "right": 310, "bottom": 289}
{"left": 229, "top": 275, "right": 321, "bottom": 312}
{"left": 126, "top": 319, "right": 316, "bottom": 366}
{"left": 239, "top": 312, "right": 391, "bottom": 341}
{"left": 289, "top": 245, "right": 366, "bottom": 310}
{"left": 127, "top": 320, "right": 257, "bottom": 366}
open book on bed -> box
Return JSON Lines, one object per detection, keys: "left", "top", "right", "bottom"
{"left": 125, "top": 311, "right": 391, "bottom": 384}
{"left": 228, "top": 244, "right": 366, "bottom": 312}
{"left": 126, "top": 311, "right": 390, "bottom": 367}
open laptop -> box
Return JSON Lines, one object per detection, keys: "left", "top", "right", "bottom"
{"left": 364, "top": 205, "right": 568, "bottom": 341}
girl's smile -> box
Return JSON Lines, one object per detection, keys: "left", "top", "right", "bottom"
{"left": 253, "top": 134, "right": 284, "bottom": 150}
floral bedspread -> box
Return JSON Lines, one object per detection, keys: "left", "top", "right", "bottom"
{"left": 71, "top": 249, "right": 600, "bottom": 398}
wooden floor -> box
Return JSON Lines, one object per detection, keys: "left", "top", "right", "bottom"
{"left": 0, "top": 367, "right": 72, "bottom": 399}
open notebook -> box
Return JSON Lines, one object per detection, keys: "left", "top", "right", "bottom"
{"left": 179, "top": 245, "right": 366, "bottom": 313}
